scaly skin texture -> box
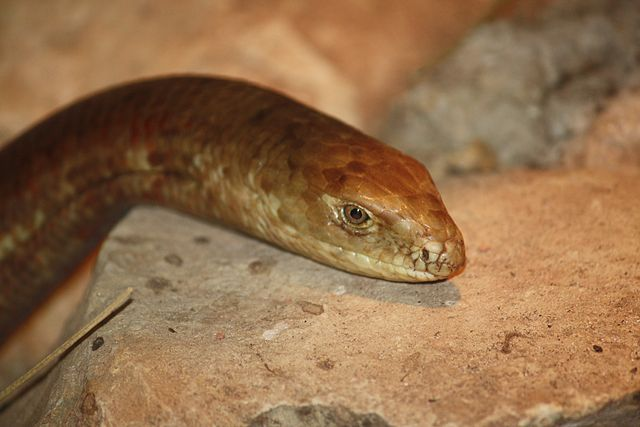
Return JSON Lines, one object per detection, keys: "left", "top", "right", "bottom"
{"left": 0, "top": 76, "right": 465, "bottom": 341}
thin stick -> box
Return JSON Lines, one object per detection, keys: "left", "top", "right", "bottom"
{"left": 0, "top": 287, "right": 133, "bottom": 407}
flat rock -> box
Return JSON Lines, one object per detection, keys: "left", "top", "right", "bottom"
{"left": 2, "top": 168, "right": 639, "bottom": 426}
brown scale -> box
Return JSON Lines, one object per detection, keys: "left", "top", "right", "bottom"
{"left": 0, "top": 76, "right": 465, "bottom": 343}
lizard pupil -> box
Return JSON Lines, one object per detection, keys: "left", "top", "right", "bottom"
{"left": 343, "top": 204, "right": 369, "bottom": 225}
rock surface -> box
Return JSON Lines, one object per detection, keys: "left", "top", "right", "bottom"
{"left": 1, "top": 168, "right": 638, "bottom": 426}
{"left": 564, "top": 88, "right": 640, "bottom": 171}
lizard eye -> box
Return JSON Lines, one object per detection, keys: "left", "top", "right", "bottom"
{"left": 342, "top": 204, "right": 371, "bottom": 226}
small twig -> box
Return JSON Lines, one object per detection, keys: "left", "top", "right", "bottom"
{"left": 0, "top": 287, "right": 133, "bottom": 407}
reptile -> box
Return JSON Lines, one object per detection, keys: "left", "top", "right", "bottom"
{"left": 0, "top": 76, "right": 465, "bottom": 342}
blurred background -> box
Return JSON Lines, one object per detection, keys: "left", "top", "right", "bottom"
{"left": 3, "top": 0, "right": 637, "bottom": 181}
{"left": 0, "top": 0, "right": 550, "bottom": 141}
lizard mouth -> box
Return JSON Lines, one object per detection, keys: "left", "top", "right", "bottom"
{"left": 312, "top": 237, "right": 464, "bottom": 282}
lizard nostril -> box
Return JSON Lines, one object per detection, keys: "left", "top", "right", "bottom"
{"left": 421, "top": 248, "right": 430, "bottom": 263}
